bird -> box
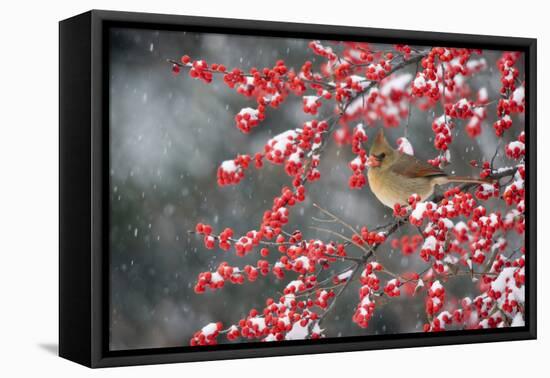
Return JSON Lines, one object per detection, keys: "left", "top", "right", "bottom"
{"left": 366, "top": 129, "right": 491, "bottom": 208}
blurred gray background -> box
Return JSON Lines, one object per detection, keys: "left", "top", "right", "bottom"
{"left": 109, "top": 27, "right": 524, "bottom": 350}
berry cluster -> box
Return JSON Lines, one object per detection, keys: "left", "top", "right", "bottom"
{"left": 497, "top": 52, "right": 521, "bottom": 95}
{"left": 425, "top": 311, "right": 452, "bottom": 332}
{"left": 308, "top": 40, "right": 337, "bottom": 61}
{"left": 505, "top": 132, "right": 526, "bottom": 160}
{"left": 194, "top": 262, "right": 246, "bottom": 293}
{"left": 352, "top": 226, "right": 387, "bottom": 246}
{"left": 302, "top": 95, "right": 322, "bottom": 115}
{"left": 427, "top": 151, "right": 451, "bottom": 168}
{"left": 445, "top": 98, "right": 475, "bottom": 119}
{"left": 365, "top": 61, "right": 391, "bottom": 81}
{"left": 217, "top": 155, "right": 251, "bottom": 186}
{"left": 384, "top": 278, "right": 401, "bottom": 297}
{"left": 391, "top": 234, "right": 423, "bottom": 255}
{"left": 432, "top": 115, "right": 454, "bottom": 151}
{"left": 465, "top": 106, "right": 486, "bottom": 138}
{"left": 493, "top": 115, "right": 513, "bottom": 137}
{"left": 411, "top": 71, "right": 439, "bottom": 99}
{"left": 491, "top": 52, "right": 524, "bottom": 138}
{"left": 352, "top": 262, "right": 382, "bottom": 328}
{"left": 426, "top": 280, "right": 445, "bottom": 316}
{"left": 503, "top": 165, "right": 525, "bottom": 207}
{"left": 348, "top": 123, "right": 368, "bottom": 189}
{"left": 190, "top": 322, "right": 223, "bottom": 346}
{"left": 235, "top": 107, "right": 264, "bottom": 133}
{"left": 475, "top": 183, "right": 500, "bottom": 201}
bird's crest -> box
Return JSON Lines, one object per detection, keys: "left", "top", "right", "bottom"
{"left": 371, "top": 128, "right": 394, "bottom": 154}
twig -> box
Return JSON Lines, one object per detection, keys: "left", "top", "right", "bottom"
{"left": 404, "top": 60, "right": 420, "bottom": 139}
{"left": 441, "top": 63, "right": 448, "bottom": 125}
{"left": 187, "top": 230, "right": 298, "bottom": 246}
{"left": 312, "top": 203, "right": 359, "bottom": 236}
{"left": 309, "top": 225, "right": 373, "bottom": 258}
{"left": 490, "top": 139, "right": 503, "bottom": 173}
{"left": 349, "top": 51, "right": 429, "bottom": 104}
{"left": 317, "top": 263, "right": 361, "bottom": 325}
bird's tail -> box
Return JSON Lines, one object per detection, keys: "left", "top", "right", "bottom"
{"left": 443, "top": 176, "right": 494, "bottom": 185}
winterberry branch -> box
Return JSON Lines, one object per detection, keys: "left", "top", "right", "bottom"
{"left": 175, "top": 44, "right": 526, "bottom": 343}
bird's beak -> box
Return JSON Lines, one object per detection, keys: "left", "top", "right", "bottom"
{"left": 367, "top": 155, "right": 381, "bottom": 167}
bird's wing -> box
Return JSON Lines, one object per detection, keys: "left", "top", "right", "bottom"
{"left": 390, "top": 153, "right": 447, "bottom": 178}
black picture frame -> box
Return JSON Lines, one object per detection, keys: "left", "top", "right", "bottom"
{"left": 59, "top": 9, "right": 537, "bottom": 368}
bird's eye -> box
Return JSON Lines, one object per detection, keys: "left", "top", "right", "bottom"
{"left": 375, "top": 152, "right": 386, "bottom": 160}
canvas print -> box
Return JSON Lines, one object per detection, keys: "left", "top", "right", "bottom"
{"left": 109, "top": 28, "right": 527, "bottom": 350}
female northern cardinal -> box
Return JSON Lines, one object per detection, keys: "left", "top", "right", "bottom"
{"left": 367, "top": 129, "right": 490, "bottom": 208}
